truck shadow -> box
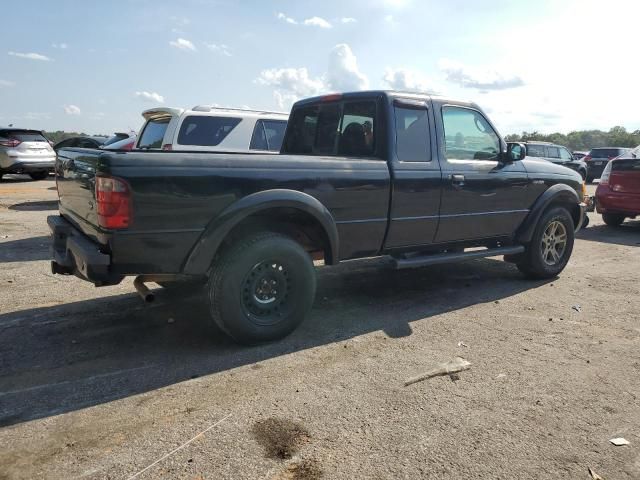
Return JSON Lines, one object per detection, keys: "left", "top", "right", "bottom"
{"left": 0, "top": 258, "right": 550, "bottom": 427}
{"left": 0, "top": 236, "right": 51, "bottom": 263}
{"left": 577, "top": 220, "right": 640, "bottom": 247}
{"left": 8, "top": 200, "right": 58, "bottom": 211}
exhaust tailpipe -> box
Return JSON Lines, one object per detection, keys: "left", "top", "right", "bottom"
{"left": 133, "top": 276, "right": 155, "bottom": 303}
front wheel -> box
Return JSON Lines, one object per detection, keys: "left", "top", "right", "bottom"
{"left": 207, "top": 232, "right": 316, "bottom": 344}
{"left": 517, "top": 207, "right": 575, "bottom": 279}
{"left": 602, "top": 213, "right": 625, "bottom": 227}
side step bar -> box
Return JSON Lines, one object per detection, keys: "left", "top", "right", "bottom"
{"left": 392, "top": 245, "right": 525, "bottom": 270}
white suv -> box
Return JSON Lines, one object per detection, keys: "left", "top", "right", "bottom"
{"left": 136, "top": 106, "right": 288, "bottom": 153}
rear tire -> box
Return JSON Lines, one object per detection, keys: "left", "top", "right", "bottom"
{"left": 517, "top": 207, "right": 574, "bottom": 279}
{"left": 29, "top": 172, "right": 48, "bottom": 181}
{"left": 207, "top": 232, "right": 316, "bottom": 344}
{"left": 602, "top": 213, "right": 625, "bottom": 227}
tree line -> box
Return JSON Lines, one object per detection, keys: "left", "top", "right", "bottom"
{"left": 504, "top": 126, "right": 640, "bottom": 152}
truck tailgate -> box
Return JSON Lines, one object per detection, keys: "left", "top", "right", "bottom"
{"left": 55, "top": 148, "right": 103, "bottom": 242}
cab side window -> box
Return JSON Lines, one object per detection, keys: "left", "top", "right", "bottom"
{"left": 442, "top": 107, "right": 499, "bottom": 161}
{"left": 394, "top": 104, "right": 431, "bottom": 162}
{"left": 547, "top": 146, "right": 561, "bottom": 159}
{"left": 526, "top": 144, "right": 546, "bottom": 157}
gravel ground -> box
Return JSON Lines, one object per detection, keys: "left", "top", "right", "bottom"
{"left": 0, "top": 175, "right": 639, "bottom": 479}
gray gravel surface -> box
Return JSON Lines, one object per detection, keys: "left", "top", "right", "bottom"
{"left": 0, "top": 176, "right": 639, "bottom": 479}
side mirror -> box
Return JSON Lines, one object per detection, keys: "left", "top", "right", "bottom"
{"left": 505, "top": 142, "right": 526, "bottom": 162}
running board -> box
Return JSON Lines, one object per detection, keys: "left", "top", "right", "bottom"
{"left": 392, "top": 245, "right": 525, "bottom": 269}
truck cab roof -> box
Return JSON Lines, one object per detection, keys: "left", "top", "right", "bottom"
{"left": 293, "top": 90, "right": 479, "bottom": 110}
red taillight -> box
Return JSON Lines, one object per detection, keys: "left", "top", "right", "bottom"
{"left": 124, "top": 140, "right": 135, "bottom": 151}
{"left": 0, "top": 138, "right": 21, "bottom": 147}
{"left": 599, "top": 161, "right": 613, "bottom": 186}
{"left": 96, "top": 176, "right": 131, "bottom": 229}
{"left": 162, "top": 143, "right": 172, "bottom": 151}
{"left": 583, "top": 155, "right": 592, "bottom": 162}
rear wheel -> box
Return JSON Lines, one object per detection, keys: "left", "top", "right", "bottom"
{"left": 207, "top": 232, "right": 316, "bottom": 344}
{"left": 517, "top": 207, "right": 574, "bottom": 279}
{"left": 29, "top": 171, "right": 48, "bottom": 181}
{"left": 602, "top": 213, "right": 625, "bottom": 227}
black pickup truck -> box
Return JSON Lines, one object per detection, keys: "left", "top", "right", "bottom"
{"left": 50, "top": 91, "right": 586, "bottom": 343}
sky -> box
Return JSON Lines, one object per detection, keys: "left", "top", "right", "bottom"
{"left": 1, "top": 0, "right": 638, "bottom": 136}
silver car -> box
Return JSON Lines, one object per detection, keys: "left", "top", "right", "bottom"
{"left": 0, "top": 127, "right": 56, "bottom": 180}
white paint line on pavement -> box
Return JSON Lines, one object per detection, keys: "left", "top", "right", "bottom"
{"left": 126, "top": 413, "right": 232, "bottom": 480}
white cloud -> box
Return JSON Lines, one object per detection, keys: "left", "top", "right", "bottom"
{"left": 63, "top": 104, "right": 81, "bottom": 115}
{"left": 205, "top": 43, "right": 232, "bottom": 57}
{"left": 277, "top": 12, "right": 297, "bottom": 24}
{"left": 341, "top": 17, "right": 357, "bottom": 23}
{"left": 135, "top": 91, "right": 165, "bottom": 103}
{"left": 169, "top": 38, "right": 196, "bottom": 51}
{"left": 8, "top": 51, "right": 52, "bottom": 61}
{"left": 257, "top": 44, "right": 369, "bottom": 109}
{"left": 278, "top": 13, "right": 333, "bottom": 28}
{"left": 439, "top": 59, "right": 524, "bottom": 91}
{"left": 326, "top": 44, "right": 368, "bottom": 91}
{"left": 0, "top": 80, "right": 15, "bottom": 88}
{"left": 383, "top": 68, "right": 437, "bottom": 93}
{"left": 384, "top": 14, "right": 396, "bottom": 24}
{"left": 303, "top": 17, "right": 332, "bottom": 28}
{"left": 52, "top": 43, "right": 68, "bottom": 49}
{"left": 257, "top": 67, "right": 325, "bottom": 97}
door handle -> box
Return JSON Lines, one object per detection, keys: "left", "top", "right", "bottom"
{"left": 450, "top": 174, "right": 465, "bottom": 187}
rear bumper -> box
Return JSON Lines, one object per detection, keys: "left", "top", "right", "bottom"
{"left": 1, "top": 161, "right": 55, "bottom": 173}
{"left": 48, "top": 215, "right": 123, "bottom": 285}
{"left": 595, "top": 189, "right": 640, "bottom": 216}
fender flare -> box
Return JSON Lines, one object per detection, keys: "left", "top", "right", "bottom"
{"left": 182, "top": 189, "right": 339, "bottom": 274}
{"left": 516, "top": 184, "right": 580, "bottom": 243}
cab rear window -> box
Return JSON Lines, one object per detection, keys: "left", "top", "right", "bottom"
{"left": 138, "top": 118, "right": 170, "bottom": 149}
{"left": 177, "top": 116, "right": 241, "bottom": 146}
{"left": 589, "top": 148, "right": 622, "bottom": 158}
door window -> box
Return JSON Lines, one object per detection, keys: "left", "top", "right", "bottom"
{"left": 394, "top": 105, "right": 431, "bottom": 162}
{"left": 442, "top": 107, "right": 499, "bottom": 161}
{"left": 338, "top": 101, "right": 376, "bottom": 157}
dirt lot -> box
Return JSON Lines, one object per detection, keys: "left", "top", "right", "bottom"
{"left": 0, "top": 175, "right": 639, "bottom": 479}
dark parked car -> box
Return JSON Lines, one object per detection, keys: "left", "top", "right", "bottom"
{"left": 584, "top": 147, "right": 633, "bottom": 182}
{"left": 595, "top": 144, "right": 640, "bottom": 226}
{"left": 513, "top": 141, "right": 588, "bottom": 180}
{"left": 50, "top": 90, "right": 586, "bottom": 344}
{"left": 53, "top": 133, "right": 132, "bottom": 152}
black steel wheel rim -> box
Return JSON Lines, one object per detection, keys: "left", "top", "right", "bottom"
{"left": 241, "top": 260, "right": 292, "bottom": 326}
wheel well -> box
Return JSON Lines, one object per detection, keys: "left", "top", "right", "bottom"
{"left": 547, "top": 199, "right": 582, "bottom": 228}
{"left": 219, "top": 207, "right": 333, "bottom": 264}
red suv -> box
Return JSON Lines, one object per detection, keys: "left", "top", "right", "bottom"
{"left": 595, "top": 145, "right": 640, "bottom": 226}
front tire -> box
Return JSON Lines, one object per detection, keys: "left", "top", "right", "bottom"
{"left": 517, "top": 207, "right": 575, "bottom": 279}
{"left": 602, "top": 213, "right": 625, "bottom": 227}
{"left": 207, "top": 232, "right": 316, "bottom": 344}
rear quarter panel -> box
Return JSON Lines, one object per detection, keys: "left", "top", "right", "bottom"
{"left": 101, "top": 151, "right": 391, "bottom": 273}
